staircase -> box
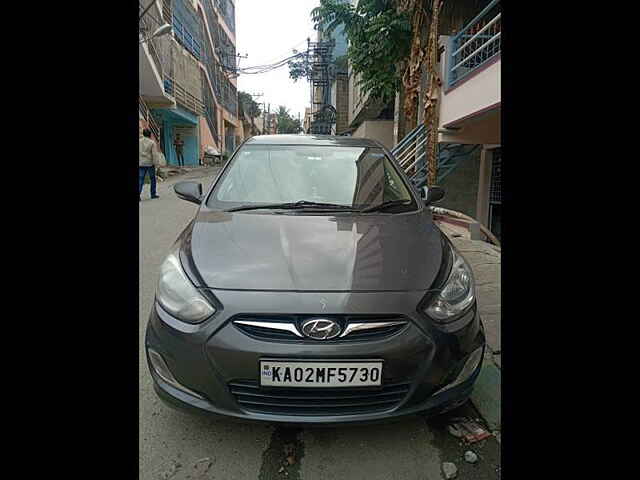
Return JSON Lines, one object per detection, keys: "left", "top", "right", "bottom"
{"left": 391, "top": 124, "right": 480, "bottom": 187}
{"left": 392, "top": 123, "right": 428, "bottom": 185}
{"left": 139, "top": 95, "right": 161, "bottom": 142}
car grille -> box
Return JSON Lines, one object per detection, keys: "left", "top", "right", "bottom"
{"left": 232, "top": 315, "right": 408, "bottom": 342}
{"left": 228, "top": 380, "right": 411, "bottom": 416}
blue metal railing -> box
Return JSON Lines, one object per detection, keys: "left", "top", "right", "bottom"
{"left": 163, "top": 76, "right": 174, "bottom": 96}
{"left": 171, "top": 0, "right": 203, "bottom": 61}
{"left": 447, "top": 0, "right": 501, "bottom": 88}
{"left": 172, "top": 16, "right": 202, "bottom": 60}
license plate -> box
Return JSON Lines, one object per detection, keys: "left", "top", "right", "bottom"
{"left": 259, "top": 360, "right": 383, "bottom": 387}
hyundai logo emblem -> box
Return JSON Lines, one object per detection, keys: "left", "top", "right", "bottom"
{"left": 301, "top": 318, "right": 341, "bottom": 340}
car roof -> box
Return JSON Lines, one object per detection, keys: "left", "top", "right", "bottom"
{"left": 243, "top": 134, "right": 384, "bottom": 148}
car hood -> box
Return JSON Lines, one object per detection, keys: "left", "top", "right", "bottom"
{"left": 185, "top": 209, "right": 444, "bottom": 292}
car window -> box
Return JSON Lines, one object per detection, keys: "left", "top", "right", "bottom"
{"left": 209, "top": 145, "right": 416, "bottom": 211}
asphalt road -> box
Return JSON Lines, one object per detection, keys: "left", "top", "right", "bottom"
{"left": 139, "top": 167, "right": 501, "bottom": 480}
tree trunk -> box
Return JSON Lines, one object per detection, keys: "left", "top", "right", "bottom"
{"left": 423, "top": 0, "right": 443, "bottom": 186}
{"left": 401, "top": 0, "right": 427, "bottom": 133}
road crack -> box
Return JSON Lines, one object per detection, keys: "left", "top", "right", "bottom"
{"left": 259, "top": 426, "right": 305, "bottom": 480}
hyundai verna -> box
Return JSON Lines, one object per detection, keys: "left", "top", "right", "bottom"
{"left": 145, "top": 135, "right": 485, "bottom": 424}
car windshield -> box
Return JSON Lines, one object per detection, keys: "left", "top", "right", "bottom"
{"left": 208, "top": 145, "right": 417, "bottom": 212}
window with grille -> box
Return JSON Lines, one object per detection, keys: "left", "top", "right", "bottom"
{"left": 172, "top": 0, "right": 203, "bottom": 61}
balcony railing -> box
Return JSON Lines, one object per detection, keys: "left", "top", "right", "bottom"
{"left": 172, "top": 13, "right": 202, "bottom": 61}
{"left": 448, "top": 0, "right": 501, "bottom": 88}
{"left": 163, "top": 74, "right": 205, "bottom": 115}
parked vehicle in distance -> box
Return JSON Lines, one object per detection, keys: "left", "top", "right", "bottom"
{"left": 146, "top": 134, "right": 485, "bottom": 425}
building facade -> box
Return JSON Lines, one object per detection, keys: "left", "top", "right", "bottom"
{"left": 346, "top": 62, "right": 395, "bottom": 148}
{"left": 139, "top": 0, "right": 241, "bottom": 166}
{"left": 340, "top": 0, "right": 501, "bottom": 239}
{"left": 303, "top": 107, "right": 312, "bottom": 133}
{"left": 434, "top": 0, "right": 501, "bottom": 239}
{"left": 342, "top": 0, "right": 394, "bottom": 146}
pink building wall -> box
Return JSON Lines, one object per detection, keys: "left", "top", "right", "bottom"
{"left": 199, "top": 117, "right": 220, "bottom": 158}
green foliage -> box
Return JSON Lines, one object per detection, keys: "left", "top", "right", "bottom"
{"left": 274, "top": 106, "right": 302, "bottom": 134}
{"left": 311, "top": 0, "right": 411, "bottom": 104}
{"left": 238, "top": 91, "right": 261, "bottom": 119}
{"left": 288, "top": 53, "right": 311, "bottom": 83}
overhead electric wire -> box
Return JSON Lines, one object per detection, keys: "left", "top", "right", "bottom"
{"left": 250, "top": 38, "right": 309, "bottom": 66}
{"left": 139, "top": 0, "right": 308, "bottom": 79}
{"left": 221, "top": 38, "right": 311, "bottom": 77}
{"left": 235, "top": 52, "right": 303, "bottom": 71}
{"left": 140, "top": 3, "right": 307, "bottom": 80}
{"left": 222, "top": 51, "right": 307, "bottom": 77}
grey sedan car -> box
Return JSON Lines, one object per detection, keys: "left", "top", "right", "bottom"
{"left": 145, "top": 135, "right": 485, "bottom": 425}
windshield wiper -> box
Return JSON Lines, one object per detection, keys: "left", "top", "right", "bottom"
{"left": 359, "top": 199, "right": 413, "bottom": 213}
{"left": 225, "top": 200, "right": 357, "bottom": 212}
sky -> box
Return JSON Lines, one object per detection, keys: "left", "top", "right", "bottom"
{"left": 235, "top": 0, "right": 320, "bottom": 123}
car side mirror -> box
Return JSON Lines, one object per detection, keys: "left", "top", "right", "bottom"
{"left": 422, "top": 186, "right": 445, "bottom": 205}
{"left": 174, "top": 181, "right": 203, "bottom": 205}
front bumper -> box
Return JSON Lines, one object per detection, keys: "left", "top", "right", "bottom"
{"left": 149, "top": 353, "right": 481, "bottom": 426}
{"left": 145, "top": 290, "right": 485, "bottom": 425}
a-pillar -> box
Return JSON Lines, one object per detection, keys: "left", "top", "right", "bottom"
{"left": 393, "top": 87, "right": 408, "bottom": 147}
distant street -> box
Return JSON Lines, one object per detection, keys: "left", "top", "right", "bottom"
{"left": 139, "top": 167, "right": 501, "bottom": 480}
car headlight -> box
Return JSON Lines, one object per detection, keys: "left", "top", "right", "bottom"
{"left": 424, "top": 247, "right": 475, "bottom": 322}
{"left": 156, "top": 251, "right": 215, "bottom": 324}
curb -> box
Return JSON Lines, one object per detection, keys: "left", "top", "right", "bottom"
{"left": 157, "top": 166, "right": 219, "bottom": 184}
{"left": 470, "top": 358, "right": 501, "bottom": 433}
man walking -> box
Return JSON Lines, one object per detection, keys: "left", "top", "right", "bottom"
{"left": 174, "top": 133, "right": 185, "bottom": 167}
{"left": 139, "top": 128, "right": 159, "bottom": 201}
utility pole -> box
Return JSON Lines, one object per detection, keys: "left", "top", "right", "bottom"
{"left": 307, "top": 37, "right": 334, "bottom": 134}
{"left": 259, "top": 102, "right": 267, "bottom": 135}
{"left": 255, "top": 101, "right": 265, "bottom": 135}
{"left": 266, "top": 103, "right": 271, "bottom": 135}
{"left": 233, "top": 53, "right": 248, "bottom": 75}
